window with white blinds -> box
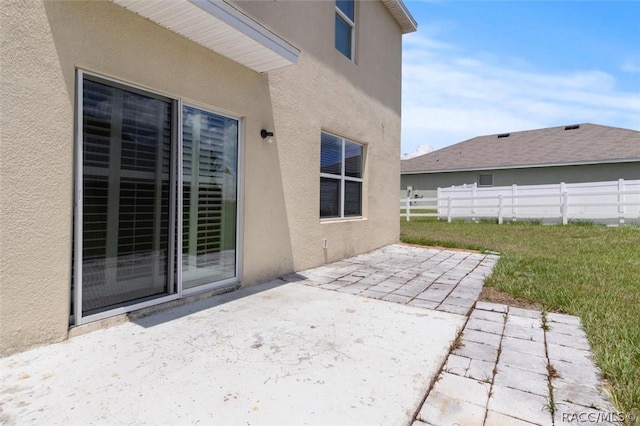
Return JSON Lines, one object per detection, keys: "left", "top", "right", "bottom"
{"left": 320, "top": 132, "right": 364, "bottom": 219}
{"left": 74, "top": 72, "right": 239, "bottom": 322}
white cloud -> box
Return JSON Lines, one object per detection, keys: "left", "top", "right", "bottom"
{"left": 402, "top": 143, "right": 433, "bottom": 159}
{"left": 401, "top": 33, "right": 640, "bottom": 154}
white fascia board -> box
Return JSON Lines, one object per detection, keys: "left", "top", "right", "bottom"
{"left": 381, "top": 0, "right": 417, "bottom": 34}
{"left": 189, "top": 0, "right": 299, "bottom": 65}
{"left": 401, "top": 158, "right": 640, "bottom": 175}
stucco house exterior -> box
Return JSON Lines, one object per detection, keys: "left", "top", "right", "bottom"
{"left": 0, "top": 0, "right": 417, "bottom": 355}
{"left": 401, "top": 123, "right": 640, "bottom": 198}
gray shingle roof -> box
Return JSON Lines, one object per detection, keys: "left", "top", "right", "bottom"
{"left": 401, "top": 123, "right": 640, "bottom": 174}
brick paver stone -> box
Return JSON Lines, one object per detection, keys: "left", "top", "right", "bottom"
{"left": 508, "top": 307, "right": 542, "bottom": 319}
{"left": 453, "top": 341, "right": 500, "bottom": 364}
{"left": 493, "top": 364, "right": 549, "bottom": 397}
{"left": 469, "top": 310, "right": 505, "bottom": 324}
{"left": 498, "top": 348, "right": 548, "bottom": 375}
{"left": 545, "top": 330, "right": 591, "bottom": 351}
{"left": 487, "top": 384, "right": 553, "bottom": 426}
{"left": 461, "top": 329, "right": 502, "bottom": 348}
{"left": 465, "top": 317, "right": 504, "bottom": 335}
{"left": 444, "top": 354, "right": 471, "bottom": 376}
{"left": 546, "top": 343, "right": 594, "bottom": 365}
{"left": 550, "top": 358, "right": 601, "bottom": 388}
{"left": 465, "top": 358, "right": 496, "bottom": 383}
{"left": 503, "top": 323, "right": 545, "bottom": 342}
{"left": 500, "top": 336, "right": 547, "bottom": 358}
{"left": 552, "top": 380, "right": 615, "bottom": 411}
{"left": 436, "top": 303, "right": 471, "bottom": 316}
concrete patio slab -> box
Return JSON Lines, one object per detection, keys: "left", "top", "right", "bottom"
{"left": 0, "top": 282, "right": 465, "bottom": 426}
{"left": 0, "top": 244, "right": 618, "bottom": 426}
{"left": 417, "top": 390, "right": 486, "bottom": 426}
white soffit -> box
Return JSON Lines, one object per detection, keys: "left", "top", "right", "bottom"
{"left": 382, "top": 0, "right": 417, "bottom": 34}
{"left": 111, "top": 0, "right": 300, "bottom": 73}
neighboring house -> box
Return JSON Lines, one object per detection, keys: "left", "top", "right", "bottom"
{"left": 401, "top": 124, "right": 640, "bottom": 196}
{"left": 0, "top": 0, "right": 416, "bottom": 355}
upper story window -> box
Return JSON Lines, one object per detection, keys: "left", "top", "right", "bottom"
{"left": 335, "top": 0, "right": 355, "bottom": 59}
{"left": 320, "top": 132, "right": 364, "bottom": 219}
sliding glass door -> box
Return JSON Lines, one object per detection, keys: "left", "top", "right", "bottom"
{"left": 181, "top": 107, "right": 238, "bottom": 290}
{"left": 79, "top": 76, "right": 173, "bottom": 315}
{"left": 74, "top": 71, "right": 240, "bottom": 323}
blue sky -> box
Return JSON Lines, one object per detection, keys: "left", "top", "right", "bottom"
{"left": 400, "top": 0, "right": 640, "bottom": 158}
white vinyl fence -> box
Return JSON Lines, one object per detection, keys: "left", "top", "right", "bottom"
{"left": 401, "top": 179, "right": 640, "bottom": 225}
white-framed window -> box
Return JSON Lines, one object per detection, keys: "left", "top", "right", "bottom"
{"left": 73, "top": 70, "right": 240, "bottom": 324}
{"left": 335, "top": 0, "right": 355, "bottom": 59}
{"left": 320, "top": 132, "right": 364, "bottom": 219}
{"left": 478, "top": 174, "right": 493, "bottom": 187}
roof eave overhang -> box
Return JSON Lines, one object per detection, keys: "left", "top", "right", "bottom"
{"left": 381, "top": 0, "right": 418, "bottom": 34}
{"left": 401, "top": 157, "right": 640, "bottom": 175}
{"left": 111, "top": 0, "right": 300, "bottom": 73}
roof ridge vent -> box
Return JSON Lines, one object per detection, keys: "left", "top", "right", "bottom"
{"left": 497, "top": 133, "right": 510, "bottom": 138}
{"left": 564, "top": 124, "right": 580, "bottom": 130}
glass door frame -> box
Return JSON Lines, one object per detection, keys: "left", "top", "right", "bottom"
{"left": 179, "top": 101, "right": 243, "bottom": 298}
{"left": 73, "top": 69, "right": 243, "bottom": 326}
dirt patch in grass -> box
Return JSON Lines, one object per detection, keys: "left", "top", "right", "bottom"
{"left": 399, "top": 242, "right": 483, "bottom": 253}
{"left": 479, "top": 286, "right": 542, "bottom": 311}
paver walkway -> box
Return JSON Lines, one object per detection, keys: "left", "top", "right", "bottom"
{"left": 415, "top": 303, "right": 616, "bottom": 426}
{"left": 284, "top": 244, "right": 498, "bottom": 316}
{"left": 290, "top": 244, "right": 616, "bottom": 426}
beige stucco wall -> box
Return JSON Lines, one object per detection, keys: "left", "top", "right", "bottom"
{"left": 235, "top": 0, "right": 402, "bottom": 271}
{"left": 1, "top": 0, "right": 403, "bottom": 355}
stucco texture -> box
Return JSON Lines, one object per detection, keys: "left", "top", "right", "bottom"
{"left": 1, "top": 0, "right": 403, "bottom": 355}
{"left": 236, "top": 0, "right": 403, "bottom": 270}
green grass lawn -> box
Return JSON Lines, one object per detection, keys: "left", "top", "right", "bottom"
{"left": 401, "top": 218, "right": 640, "bottom": 417}
{"left": 400, "top": 208, "right": 438, "bottom": 215}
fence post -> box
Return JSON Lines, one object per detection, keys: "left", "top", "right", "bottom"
{"left": 512, "top": 184, "right": 518, "bottom": 221}
{"left": 560, "top": 182, "right": 566, "bottom": 220}
{"left": 447, "top": 196, "right": 452, "bottom": 223}
{"left": 471, "top": 183, "right": 477, "bottom": 222}
{"left": 405, "top": 193, "right": 410, "bottom": 222}
{"left": 618, "top": 178, "right": 625, "bottom": 225}
{"left": 498, "top": 194, "right": 503, "bottom": 224}
{"left": 561, "top": 191, "right": 569, "bottom": 225}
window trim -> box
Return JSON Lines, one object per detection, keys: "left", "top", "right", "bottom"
{"left": 335, "top": 0, "right": 355, "bottom": 61}
{"left": 320, "top": 132, "right": 364, "bottom": 220}
{"left": 73, "top": 69, "right": 243, "bottom": 325}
